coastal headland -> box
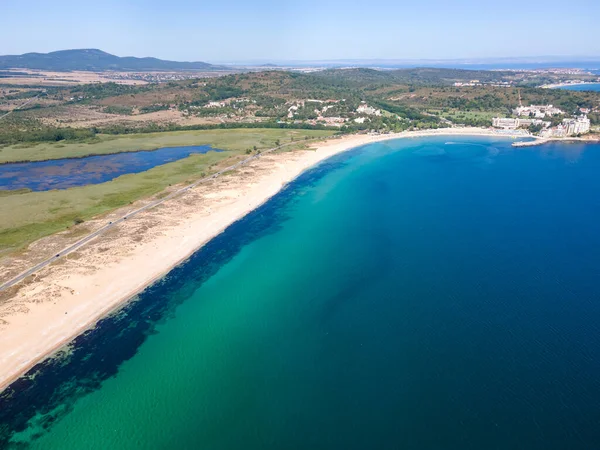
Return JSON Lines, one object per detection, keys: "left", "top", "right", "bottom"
{"left": 0, "top": 128, "right": 540, "bottom": 392}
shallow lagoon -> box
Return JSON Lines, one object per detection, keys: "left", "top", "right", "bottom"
{"left": 0, "top": 145, "right": 220, "bottom": 191}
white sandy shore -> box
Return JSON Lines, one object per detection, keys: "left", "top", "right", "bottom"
{"left": 0, "top": 127, "right": 527, "bottom": 392}
{"left": 541, "top": 82, "right": 600, "bottom": 89}
{"left": 540, "top": 81, "right": 600, "bottom": 89}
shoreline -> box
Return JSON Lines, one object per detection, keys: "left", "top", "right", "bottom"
{"left": 542, "top": 82, "right": 600, "bottom": 89}
{"left": 0, "top": 127, "right": 531, "bottom": 393}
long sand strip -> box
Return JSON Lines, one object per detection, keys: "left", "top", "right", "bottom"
{"left": 0, "top": 127, "right": 527, "bottom": 392}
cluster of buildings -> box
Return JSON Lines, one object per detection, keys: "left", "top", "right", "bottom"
{"left": 356, "top": 102, "right": 382, "bottom": 116}
{"left": 287, "top": 99, "right": 341, "bottom": 116}
{"left": 539, "top": 116, "right": 591, "bottom": 138}
{"left": 205, "top": 101, "right": 227, "bottom": 108}
{"left": 453, "top": 80, "right": 512, "bottom": 88}
{"left": 352, "top": 102, "right": 383, "bottom": 124}
{"left": 200, "top": 98, "right": 253, "bottom": 109}
{"left": 286, "top": 99, "right": 349, "bottom": 126}
{"left": 513, "top": 104, "right": 563, "bottom": 118}
{"left": 282, "top": 100, "right": 384, "bottom": 127}
{"left": 320, "top": 116, "right": 347, "bottom": 126}
{"left": 454, "top": 80, "right": 481, "bottom": 87}
{"left": 105, "top": 71, "right": 223, "bottom": 83}
{"left": 492, "top": 103, "right": 591, "bottom": 137}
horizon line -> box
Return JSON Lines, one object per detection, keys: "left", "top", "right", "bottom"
{"left": 3, "top": 48, "right": 600, "bottom": 66}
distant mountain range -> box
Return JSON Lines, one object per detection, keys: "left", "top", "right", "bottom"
{"left": 4, "top": 49, "right": 600, "bottom": 73}
{"left": 0, "top": 49, "right": 219, "bottom": 72}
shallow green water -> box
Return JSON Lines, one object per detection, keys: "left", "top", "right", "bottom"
{"left": 3, "top": 136, "right": 600, "bottom": 449}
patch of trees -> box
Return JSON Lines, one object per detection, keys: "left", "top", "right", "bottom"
{"left": 205, "top": 85, "right": 244, "bottom": 101}
{"left": 191, "top": 106, "right": 237, "bottom": 117}
{"left": 292, "top": 105, "right": 319, "bottom": 120}
{"left": 138, "top": 104, "right": 170, "bottom": 114}
{"left": 69, "top": 82, "right": 148, "bottom": 100}
{"left": 3, "top": 89, "right": 44, "bottom": 100}
{"left": 372, "top": 100, "right": 439, "bottom": 123}
{"left": 521, "top": 88, "right": 597, "bottom": 114}
{"left": 99, "top": 121, "right": 332, "bottom": 136}
{"left": 434, "top": 95, "right": 504, "bottom": 111}
{"left": 0, "top": 126, "right": 97, "bottom": 145}
{"left": 589, "top": 112, "right": 600, "bottom": 125}
{"left": 547, "top": 115, "right": 565, "bottom": 127}
{"left": 255, "top": 107, "right": 287, "bottom": 119}
{"left": 528, "top": 123, "right": 544, "bottom": 134}
{"left": 102, "top": 105, "right": 134, "bottom": 115}
{"left": 252, "top": 96, "right": 286, "bottom": 108}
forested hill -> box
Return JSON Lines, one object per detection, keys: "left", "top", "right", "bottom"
{"left": 0, "top": 49, "right": 218, "bottom": 71}
{"left": 311, "top": 67, "right": 520, "bottom": 86}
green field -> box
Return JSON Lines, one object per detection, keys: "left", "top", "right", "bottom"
{"left": 0, "top": 128, "right": 334, "bottom": 255}
{"left": 0, "top": 128, "right": 334, "bottom": 163}
{"left": 430, "top": 109, "right": 503, "bottom": 124}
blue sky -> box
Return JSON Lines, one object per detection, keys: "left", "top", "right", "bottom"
{"left": 3, "top": 0, "right": 600, "bottom": 62}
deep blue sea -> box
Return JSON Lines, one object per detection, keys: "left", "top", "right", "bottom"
{"left": 0, "top": 145, "right": 221, "bottom": 191}
{"left": 2, "top": 136, "right": 600, "bottom": 449}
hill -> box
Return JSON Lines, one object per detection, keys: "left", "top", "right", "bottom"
{"left": 0, "top": 49, "right": 218, "bottom": 72}
{"left": 312, "top": 67, "right": 520, "bottom": 86}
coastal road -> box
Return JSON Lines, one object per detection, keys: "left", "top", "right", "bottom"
{"left": 0, "top": 137, "right": 329, "bottom": 292}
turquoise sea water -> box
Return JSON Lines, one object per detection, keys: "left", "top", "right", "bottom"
{"left": 2, "top": 136, "right": 600, "bottom": 449}
{"left": 555, "top": 83, "right": 600, "bottom": 91}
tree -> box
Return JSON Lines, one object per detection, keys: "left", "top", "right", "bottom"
{"left": 528, "top": 123, "right": 544, "bottom": 134}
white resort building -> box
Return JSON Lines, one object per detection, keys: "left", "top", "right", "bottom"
{"left": 562, "top": 115, "right": 591, "bottom": 135}
{"left": 539, "top": 115, "right": 591, "bottom": 138}
{"left": 492, "top": 117, "right": 549, "bottom": 130}
{"left": 356, "top": 103, "right": 381, "bottom": 116}
{"left": 492, "top": 118, "right": 520, "bottom": 129}
{"left": 513, "top": 104, "right": 564, "bottom": 118}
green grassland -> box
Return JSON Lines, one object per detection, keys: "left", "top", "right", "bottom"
{"left": 0, "top": 128, "right": 334, "bottom": 255}
{"left": 427, "top": 109, "right": 503, "bottom": 126}
{"left": 0, "top": 128, "right": 334, "bottom": 163}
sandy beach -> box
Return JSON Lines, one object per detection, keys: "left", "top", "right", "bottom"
{"left": 542, "top": 82, "right": 600, "bottom": 89}
{"left": 0, "top": 127, "right": 527, "bottom": 392}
